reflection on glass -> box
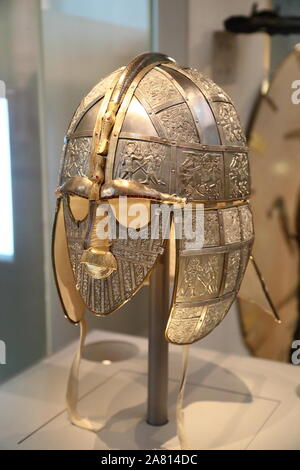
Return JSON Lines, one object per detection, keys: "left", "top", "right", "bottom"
{"left": 0, "top": 88, "right": 14, "bottom": 260}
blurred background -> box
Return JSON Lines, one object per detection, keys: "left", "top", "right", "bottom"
{"left": 1, "top": 0, "right": 300, "bottom": 383}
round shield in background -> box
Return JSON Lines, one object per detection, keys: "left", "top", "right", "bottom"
{"left": 239, "top": 46, "right": 300, "bottom": 361}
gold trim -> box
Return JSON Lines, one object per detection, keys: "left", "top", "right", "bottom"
{"left": 52, "top": 199, "right": 86, "bottom": 324}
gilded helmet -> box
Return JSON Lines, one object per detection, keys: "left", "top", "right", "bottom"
{"left": 52, "top": 53, "right": 254, "bottom": 434}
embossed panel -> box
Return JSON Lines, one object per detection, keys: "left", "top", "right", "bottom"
{"left": 157, "top": 103, "right": 199, "bottom": 143}
{"left": 223, "top": 249, "right": 241, "bottom": 294}
{"left": 239, "top": 205, "right": 254, "bottom": 241}
{"left": 176, "top": 149, "right": 224, "bottom": 200}
{"left": 177, "top": 253, "right": 224, "bottom": 302}
{"left": 213, "top": 102, "right": 246, "bottom": 146}
{"left": 222, "top": 207, "right": 241, "bottom": 244}
{"left": 225, "top": 152, "right": 250, "bottom": 199}
{"left": 136, "top": 68, "right": 182, "bottom": 109}
{"left": 204, "top": 210, "right": 221, "bottom": 246}
{"left": 237, "top": 243, "right": 251, "bottom": 289}
{"left": 113, "top": 138, "right": 173, "bottom": 194}
{"left": 60, "top": 137, "right": 92, "bottom": 184}
{"left": 181, "top": 209, "right": 220, "bottom": 250}
{"left": 166, "top": 317, "right": 200, "bottom": 344}
{"left": 166, "top": 304, "right": 208, "bottom": 344}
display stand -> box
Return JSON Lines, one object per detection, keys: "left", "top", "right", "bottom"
{"left": 147, "top": 242, "right": 169, "bottom": 426}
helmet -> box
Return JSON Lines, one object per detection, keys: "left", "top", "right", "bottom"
{"left": 52, "top": 53, "right": 253, "bottom": 433}
{"left": 53, "top": 52, "right": 253, "bottom": 343}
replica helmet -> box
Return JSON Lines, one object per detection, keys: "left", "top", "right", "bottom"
{"left": 52, "top": 53, "right": 255, "bottom": 436}
{"left": 53, "top": 52, "right": 253, "bottom": 343}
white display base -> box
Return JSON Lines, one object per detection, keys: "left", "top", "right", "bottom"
{"left": 0, "top": 329, "right": 299, "bottom": 450}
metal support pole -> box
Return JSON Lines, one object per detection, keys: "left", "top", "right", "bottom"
{"left": 147, "top": 241, "right": 169, "bottom": 426}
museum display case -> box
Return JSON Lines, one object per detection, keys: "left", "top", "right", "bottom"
{"left": 0, "top": 0, "right": 299, "bottom": 452}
